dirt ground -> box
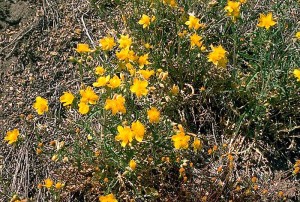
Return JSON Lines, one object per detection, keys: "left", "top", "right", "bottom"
{"left": 0, "top": 0, "right": 105, "bottom": 200}
{"left": 0, "top": 0, "right": 93, "bottom": 126}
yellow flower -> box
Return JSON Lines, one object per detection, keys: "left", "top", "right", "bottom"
{"left": 93, "top": 75, "right": 110, "bottom": 87}
{"left": 118, "top": 34, "right": 132, "bottom": 49}
{"left": 213, "top": 145, "right": 218, "bottom": 151}
{"left": 171, "top": 125, "right": 190, "bottom": 149}
{"left": 107, "top": 75, "right": 121, "bottom": 89}
{"left": 37, "top": 183, "right": 43, "bottom": 189}
{"left": 138, "top": 53, "right": 151, "bottom": 68}
{"left": 36, "top": 148, "right": 42, "bottom": 155}
{"left": 144, "top": 43, "right": 153, "bottom": 49}
{"left": 33, "top": 96, "right": 49, "bottom": 115}
{"left": 80, "top": 86, "right": 99, "bottom": 104}
{"left": 76, "top": 43, "right": 91, "bottom": 53}
{"left": 179, "top": 167, "right": 185, "bottom": 175}
{"left": 239, "top": 0, "right": 247, "bottom": 3}
{"left": 126, "top": 63, "right": 136, "bottom": 76}
{"left": 251, "top": 176, "right": 258, "bottom": 183}
{"left": 293, "top": 167, "right": 300, "bottom": 175}
{"left": 228, "top": 153, "right": 234, "bottom": 161}
{"left": 99, "top": 193, "right": 118, "bottom": 202}
{"left": 116, "top": 48, "right": 136, "bottom": 62}
{"left": 278, "top": 191, "right": 284, "bottom": 198}
{"left": 171, "top": 84, "right": 179, "bottom": 95}
{"left": 131, "top": 120, "right": 145, "bottom": 142}
{"left": 128, "top": 50, "right": 138, "bottom": 61}
{"left": 224, "top": 1, "right": 241, "bottom": 21}
{"left": 147, "top": 107, "right": 160, "bottom": 123}
{"left": 10, "top": 194, "right": 22, "bottom": 202}
{"left": 138, "top": 14, "right": 151, "bottom": 28}
{"left": 138, "top": 69, "right": 155, "bottom": 80}
{"left": 129, "top": 159, "right": 137, "bottom": 171}
{"left": 190, "top": 33, "right": 203, "bottom": 48}
{"left": 4, "top": 129, "right": 19, "bottom": 145}
{"left": 163, "top": 0, "right": 177, "bottom": 7}
{"left": 44, "top": 178, "right": 53, "bottom": 189}
{"left": 293, "top": 68, "right": 300, "bottom": 82}
{"left": 207, "top": 45, "right": 228, "bottom": 68}
{"left": 59, "top": 92, "right": 75, "bottom": 106}
{"left": 172, "top": 133, "right": 190, "bottom": 149}
{"left": 95, "top": 66, "right": 105, "bottom": 75}
{"left": 126, "top": 63, "right": 134, "bottom": 69}
{"left": 257, "top": 13, "right": 276, "bottom": 30}
{"left": 130, "top": 78, "right": 148, "bottom": 98}
{"left": 295, "top": 160, "right": 300, "bottom": 167}
{"left": 158, "top": 70, "right": 169, "bottom": 81}
{"left": 78, "top": 101, "right": 89, "bottom": 115}
{"left": 51, "top": 154, "right": 58, "bottom": 161}
{"left": 156, "top": 68, "right": 162, "bottom": 74}
{"left": 87, "top": 134, "right": 93, "bottom": 140}
{"left": 55, "top": 182, "right": 63, "bottom": 189}
{"left": 116, "top": 48, "right": 129, "bottom": 61}
{"left": 115, "top": 125, "right": 134, "bottom": 147}
{"left": 185, "top": 14, "right": 203, "bottom": 30}
{"left": 104, "top": 94, "right": 126, "bottom": 115}
{"left": 99, "top": 36, "right": 116, "bottom": 51}
{"left": 296, "top": 32, "right": 300, "bottom": 39}
{"left": 178, "top": 30, "right": 187, "bottom": 38}
{"left": 193, "top": 138, "right": 202, "bottom": 151}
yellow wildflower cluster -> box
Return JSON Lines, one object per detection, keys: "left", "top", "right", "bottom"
{"left": 104, "top": 94, "right": 126, "bottom": 115}
{"left": 107, "top": 75, "right": 122, "bottom": 89}
{"left": 129, "top": 159, "right": 137, "bottom": 171}
{"left": 171, "top": 124, "right": 190, "bottom": 149}
{"left": 39, "top": 178, "right": 63, "bottom": 190}
{"left": 130, "top": 79, "right": 148, "bottom": 98}
{"left": 182, "top": 14, "right": 206, "bottom": 50}
{"left": 224, "top": 1, "right": 241, "bottom": 22}
{"left": 207, "top": 45, "right": 228, "bottom": 68}
{"left": 257, "top": 13, "right": 277, "bottom": 30}
{"left": 93, "top": 75, "right": 110, "bottom": 87}
{"left": 43, "top": 178, "right": 53, "bottom": 189}
{"left": 147, "top": 107, "right": 160, "bottom": 123}
{"left": 17, "top": 0, "right": 300, "bottom": 201}
{"left": 190, "top": 33, "right": 203, "bottom": 49}
{"left": 138, "top": 14, "right": 155, "bottom": 29}
{"left": 60, "top": 92, "right": 74, "bottom": 106}
{"left": 76, "top": 43, "right": 92, "bottom": 53}
{"left": 95, "top": 66, "right": 105, "bottom": 75}
{"left": 33, "top": 96, "right": 49, "bottom": 115}
{"left": 79, "top": 86, "right": 99, "bottom": 114}
{"left": 115, "top": 120, "right": 145, "bottom": 147}
{"left": 185, "top": 14, "right": 204, "bottom": 30}
{"left": 138, "top": 69, "right": 155, "bottom": 80}
{"left": 118, "top": 34, "right": 132, "bottom": 49}
{"left": 4, "top": 129, "right": 19, "bottom": 145}
{"left": 99, "top": 36, "right": 116, "bottom": 51}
